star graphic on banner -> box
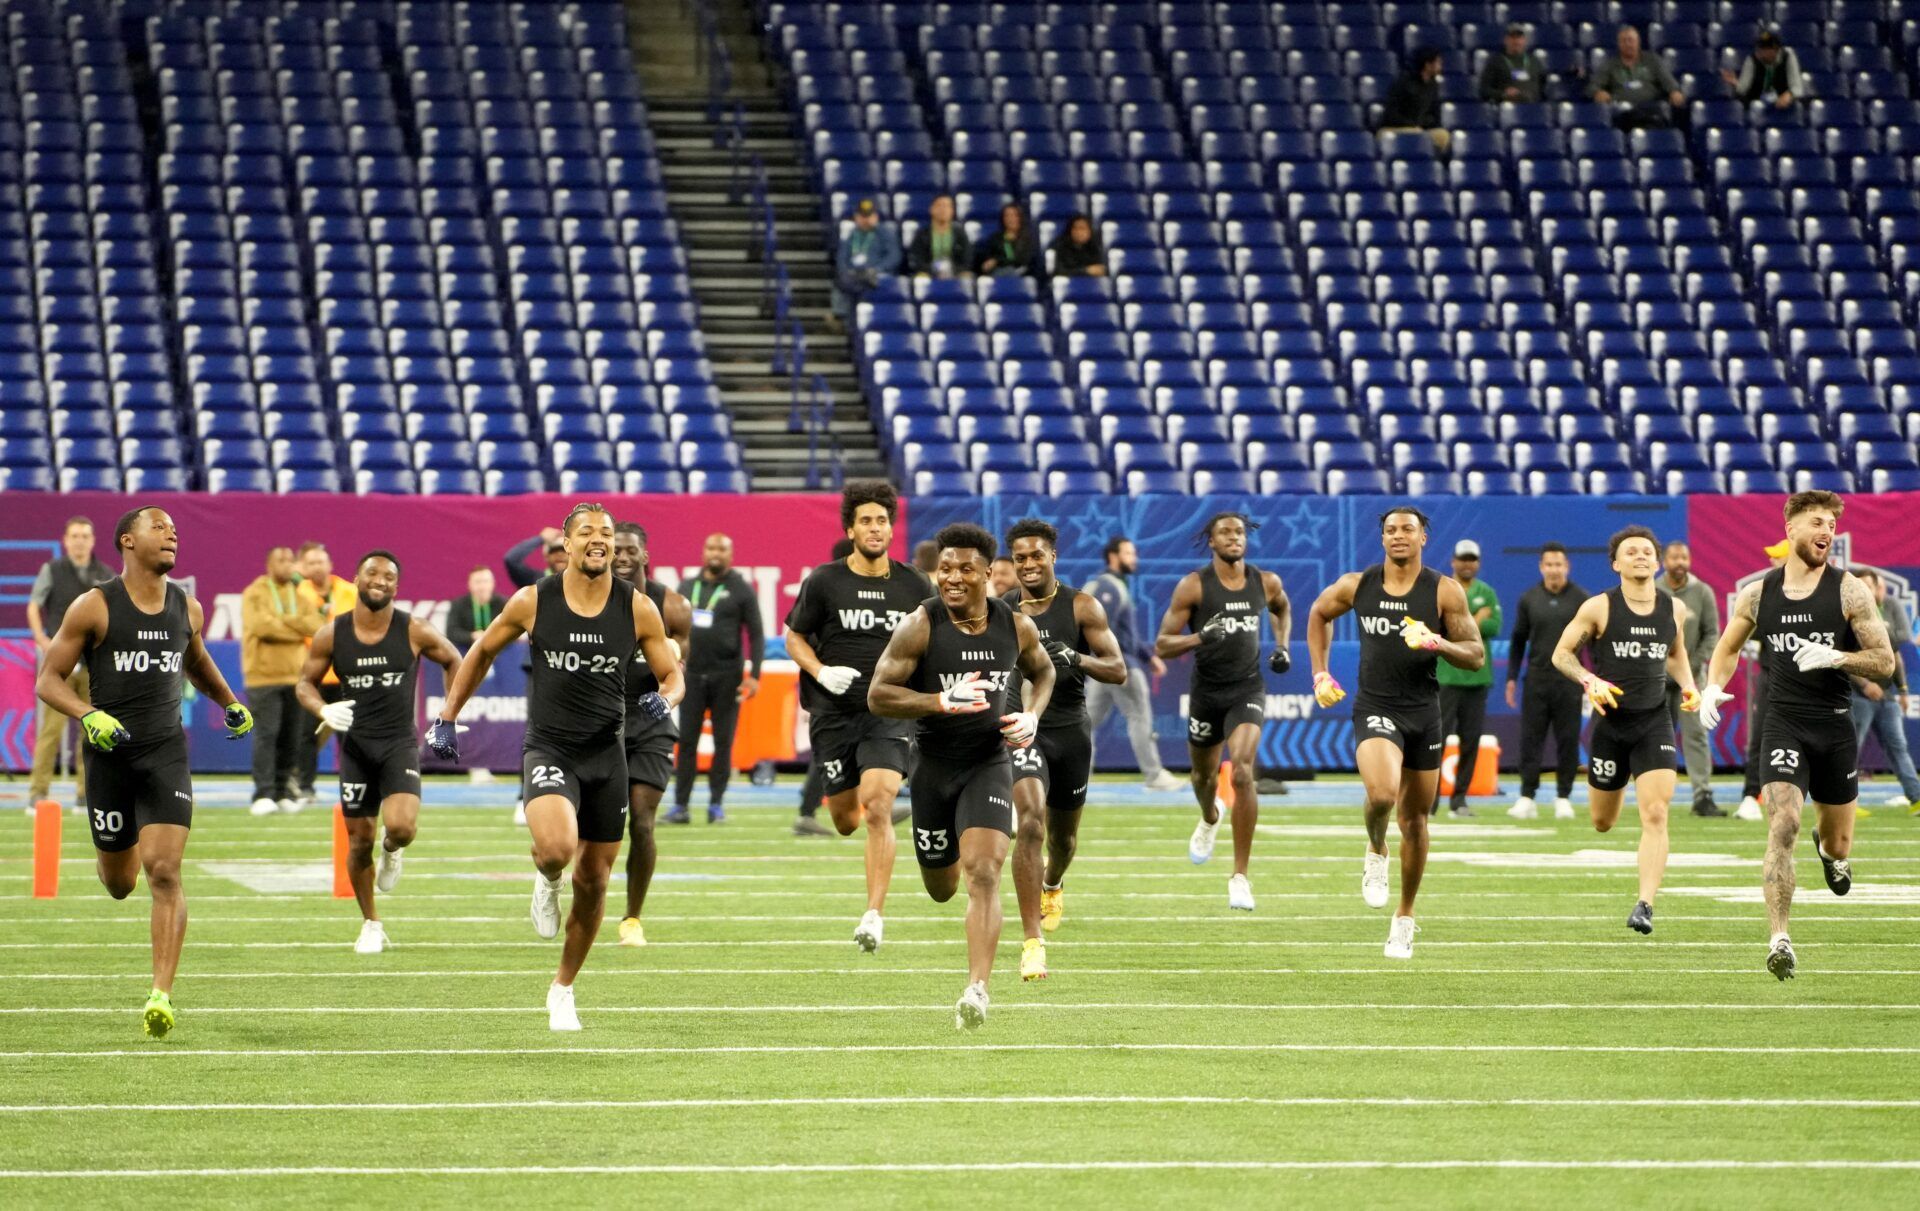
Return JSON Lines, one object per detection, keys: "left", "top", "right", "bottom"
{"left": 1265, "top": 497, "right": 1332, "bottom": 553}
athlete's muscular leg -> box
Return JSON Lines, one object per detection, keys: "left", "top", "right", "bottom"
{"left": 1814, "top": 798, "right": 1857, "bottom": 860}
{"left": 96, "top": 847, "right": 141, "bottom": 900}
{"left": 1044, "top": 807, "right": 1081, "bottom": 886}
{"left": 344, "top": 814, "right": 379, "bottom": 920}
{"left": 920, "top": 862, "right": 960, "bottom": 903}
{"left": 1394, "top": 768, "right": 1438, "bottom": 916}
{"left": 857, "top": 769, "right": 903, "bottom": 914}
{"left": 1187, "top": 740, "right": 1224, "bottom": 824}
{"left": 526, "top": 794, "right": 581, "bottom": 881}
{"left": 1010, "top": 776, "right": 1046, "bottom": 937}
{"left": 958, "top": 825, "right": 1010, "bottom": 988}
{"left": 1355, "top": 738, "right": 1406, "bottom": 857}
{"left": 623, "top": 783, "right": 661, "bottom": 919}
{"left": 1761, "top": 781, "right": 1804, "bottom": 935}
{"left": 559, "top": 839, "right": 621, "bottom": 985}
{"left": 1588, "top": 788, "right": 1625, "bottom": 833}
{"left": 138, "top": 823, "right": 190, "bottom": 994}
{"left": 1632, "top": 769, "right": 1675, "bottom": 905}
{"left": 1224, "top": 723, "right": 1261, "bottom": 878}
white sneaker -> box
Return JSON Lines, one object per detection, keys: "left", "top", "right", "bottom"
{"left": 278, "top": 797, "right": 302, "bottom": 815}
{"left": 854, "top": 909, "right": 884, "bottom": 953}
{"left": 1188, "top": 811, "right": 1222, "bottom": 865}
{"left": 548, "top": 982, "right": 582, "bottom": 1031}
{"left": 468, "top": 768, "right": 494, "bottom": 785}
{"left": 512, "top": 800, "right": 527, "bottom": 826}
{"left": 250, "top": 797, "right": 278, "bottom": 816}
{"left": 375, "top": 837, "right": 403, "bottom": 892}
{"left": 1227, "top": 873, "right": 1255, "bottom": 911}
{"left": 1884, "top": 792, "right": 1912, "bottom": 809}
{"left": 1507, "top": 796, "right": 1538, "bottom": 819}
{"left": 1553, "top": 797, "right": 1575, "bottom": 819}
{"left": 1361, "top": 850, "right": 1390, "bottom": 909}
{"left": 354, "top": 919, "right": 389, "bottom": 954}
{"left": 1144, "top": 770, "right": 1184, "bottom": 792}
{"left": 1385, "top": 915, "right": 1418, "bottom": 960}
{"left": 530, "top": 872, "right": 563, "bottom": 939}
{"left": 955, "top": 980, "right": 989, "bottom": 1030}
{"left": 1734, "top": 796, "right": 1762, "bottom": 821}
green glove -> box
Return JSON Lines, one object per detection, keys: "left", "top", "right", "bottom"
{"left": 80, "top": 710, "right": 130, "bottom": 752}
{"left": 224, "top": 703, "right": 254, "bottom": 738}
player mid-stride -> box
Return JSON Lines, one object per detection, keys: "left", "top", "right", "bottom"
{"left": 297, "top": 551, "right": 462, "bottom": 953}
{"left": 36, "top": 506, "right": 254, "bottom": 1037}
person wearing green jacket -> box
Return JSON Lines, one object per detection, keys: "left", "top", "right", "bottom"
{"left": 1438, "top": 539, "right": 1502, "bottom": 816}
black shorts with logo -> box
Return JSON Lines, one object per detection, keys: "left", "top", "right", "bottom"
{"left": 1761, "top": 707, "right": 1860, "bottom": 805}
{"left": 809, "top": 709, "right": 913, "bottom": 798}
{"left": 909, "top": 748, "right": 1016, "bottom": 869}
{"left": 1010, "top": 720, "right": 1094, "bottom": 812}
{"left": 625, "top": 717, "right": 678, "bottom": 792}
{"left": 85, "top": 733, "right": 193, "bottom": 852}
{"left": 1350, "top": 697, "right": 1445, "bottom": 772}
{"left": 338, "top": 733, "right": 423, "bottom": 817}
{"left": 1587, "top": 705, "right": 1676, "bottom": 792}
{"left": 1187, "top": 676, "right": 1266, "bottom": 748}
{"left": 523, "top": 738, "right": 629, "bottom": 843}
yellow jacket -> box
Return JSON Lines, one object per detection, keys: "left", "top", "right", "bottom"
{"left": 299, "top": 575, "right": 359, "bottom": 685}
{"left": 241, "top": 575, "right": 324, "bottom": 687}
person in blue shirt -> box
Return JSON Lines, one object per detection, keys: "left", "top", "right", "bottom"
{"left": 831, "top": 198, "right": 901, "bottom": 325}
{"left": 1084, "top": 535, "right": 1182, "bottom": 791}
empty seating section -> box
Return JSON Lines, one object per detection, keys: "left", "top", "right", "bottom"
{"left": 766, "top": 0, "right": 1920, "bottom": 497}
{"left": 0, "top": 0, "right": 742, "bottom": 495}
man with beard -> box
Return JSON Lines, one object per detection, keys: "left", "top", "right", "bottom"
{"left": 297, "top": 551, "right": 462, "bottom": 953}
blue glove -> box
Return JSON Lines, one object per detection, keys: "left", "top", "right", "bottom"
{"left": 1268, "top": 647, "right": 1291, "bottom": 675}
{"left": 637, "top": 692, "right": 671, "bottom": 721}
{"left": 426, "top": 718, "right": 460, "bottom": 760}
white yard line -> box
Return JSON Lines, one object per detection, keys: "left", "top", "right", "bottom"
{"left": 10, "top": 1042, "right": 1920, "bottom": 1059}
{"left": 3, "top": 1002, "right": 1917, "bottom": 1015}
{"left": 2, "top": 938, "right": 1915, "bottom": 950}
{"left": 10, "top": 966, "right": 1920, "bottom": 980}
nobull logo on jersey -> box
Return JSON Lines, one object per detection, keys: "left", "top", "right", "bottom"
{"left": 941, "top": 670, "right": 1012, "bottom": 692}
{"left": 837, "top": 607, "right": 910, "bottom": 633}
{"left": 1608, "top": 641, "right": 1670, "bottom": 660}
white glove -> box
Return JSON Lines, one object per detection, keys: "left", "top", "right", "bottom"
{"left": 1698, "top": 683, "right": 1734, "bottom": 731}
{"left": 319, "top": 699, "right": 356, "bottom": 733}
{"left": 1792, "top": 641, "right": 1845, "bottom": 672}
{"left": 937, "top": 672, "right": 992, "bottom": 714}
{"left": 1000, "top": 710, "right": 1038, "bottom": 748}
{"left": 814, "top": 665, "right": 859, "bottom": 696}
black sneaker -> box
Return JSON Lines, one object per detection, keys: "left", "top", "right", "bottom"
{"left": 1767, "top": 936, "right": 1797, "bottom": 981}
{"left": 1628, "top": 900, "right": 1654, "bottom": 935}
{"left": 1691, "top": 794, "right": 1726, "bottom": 818}
{"left": 1813, "top": 831, "right": 1852, "bottom": 896}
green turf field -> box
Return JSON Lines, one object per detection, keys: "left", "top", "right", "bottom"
{"left": 3, "top": 792, "right": 1919, "bottom": 1208}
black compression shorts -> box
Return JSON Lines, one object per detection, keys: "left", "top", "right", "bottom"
{"left": 338, "top": 734, "right": 422, "bottom": 817}
{"left": 84, "top": 734, "right": 193, "bottom": 852}
{"left": 523, "top": 741, "right": 629, "bottom": 843}
{"left": 1587, "top": 706, "right": 1676, "bottom": 792}
{"left": 809, "top": 709, "right": 913, "bottom": 798}
{"left": 909, "top": 749, "right": 1016, "bottom": 869}
{"left": 625, "top": 718, "right": 678, "bottom": 791}
{"left": 1351, "top": 699, "right": 1445, "bottom": 772}
{"left": 1187, "top": 676, "right": 1266, "bottom": 748}
{"left": 1010, "top": 721, "right": 1094, "bottom": 812}
{"left": 1761, "top": 709, "right": 1860, "bottom": 806}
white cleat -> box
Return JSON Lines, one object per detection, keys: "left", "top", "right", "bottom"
{"left": 1553, "top": 797, "right": 1575, "bottom": 820}
{"left": 512, "top": 800, "right": 527, "bottom": 826}
{"left": 1384, "top": 915, "right": 1419, "bottom": 960}
{"left": 955, "top": 980, "right": 989, "bottom": 1030}
{"left": 1734, "top": 796, "right": 1762, "bottom": 821}
{"left": 1361, "top": 850, "right": 1390, "bottom": 909}
{"left": 1188, "top": 811, "right": 1222, "bottom": 865}
{"left": 530, "top": 872, "right": 563, "bottom": 939}
{"left": 548, "top": 981, "right": 582, "bottom": 1031}
{"left": 1506, "top": 796, "right": 1537, "bottom": 820}
{"left": 353, "top": 919, "right": 389, "bottom": 954}
{"left": 1227, "top": 873, "right": 1255, "bottom": 911}
{"left": 375, "top": 837, "right": 403, "bottom": 892}
{"left": 1143, "top": 770, "right": 1184, "bottom": 792}
{"left": 249, "top": 797, "right": 278, "bottom": 816}
{"left": 854, "top": 909, "right": 884, "bottom": 953}
{"left": 278, "top": 797, "right": 302, "bottom": 815}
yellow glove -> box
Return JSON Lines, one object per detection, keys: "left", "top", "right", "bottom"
{"left": 1313, "top": 671, "right": 1345, "bottom": 708}
{"left": 1401, "top": 616, "right": 1440, "bottom": 651}
{"left": 1678, "top": 687, "right": 1701, "bottom": 713}
{"left": 1581, "top": 674, "right": 1623, "bottom": 715}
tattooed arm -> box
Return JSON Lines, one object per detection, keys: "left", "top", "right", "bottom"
{"left": 1835, "top": 573, "right": 1897, "bottom": 681}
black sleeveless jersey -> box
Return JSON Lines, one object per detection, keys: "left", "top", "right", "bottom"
{"left": 330, "top": 608, "right": 417, "bottom": 743}
{"left": 1353, "top": 564, "right": 1445, "bottom": 711}
{"left": 909, "top": 595, "right": 1020, "bottom": 762}
{"left": 526, "top": 574, "right": 637, "bottom": 750}
{"left": 85, "top": 578, "right": 190, "bottom": 753}
{"left": 1592, "top": 588, "right": 1674, "bottom": 713}
{"left": 785, "top": 558, "right": 934, "bottom": 716}
{"left": 1755, "top": 564, "right": 1857, "bottom": 719}
{"left": 1192, "top": 562, "right": 1266, "bottom": 685}
{"left": 627, "top": 579, "right": 669, "bottom": 699}
{"left": 1003, "top": 584, "right": 1087, "bottom": 727}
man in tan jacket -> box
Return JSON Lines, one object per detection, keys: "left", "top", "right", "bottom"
{"left": 242, "top": 546, "right": 323, "bottom": 815}
{"left": 292, "top": 541, "right": 357, "bottom": 807}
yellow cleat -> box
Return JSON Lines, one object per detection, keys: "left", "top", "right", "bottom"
{"left": 1856, "top": 806, "right": 1873, "bottom": 820}
{"left": 1040, "top": 887, "right": 1064, "bottom": 933}
{"left": 142, "top": 989, "right": 174, "bottom": 1040}
{"left": 1020, "top": 936, "right": 1048, "bottom": 981}
{"left": 617, "top": 917, "right": 646, "bottom": 947}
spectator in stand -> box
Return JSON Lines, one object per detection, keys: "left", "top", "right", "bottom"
{"left": 292, "top": 541, "right": 356, "bottom": 809}
{"left": 1848, "top": 569, "right": 1920, "bottom": 811}
{"left": 1720, "top": 29, "right": 1805, "bottom": 110}
{"left": 241, "top": 546, "right": 324, "bottom": 816}
{"left": 905, "top": 193, "right": 972, "bottom": 279}
{"left": 1479, "top": 23, "right": 1546, "bottom": 104}
{"left": 1085, "top": 535, "right": 1182, "bottom": 792}
{"left": 1378, "top": 46, "right": 1451, "bottom": 155}
{"left": 975, "top": 202, "right": 1039, "bottom": 277}
{"left": 1050, "top": 213, "right": 1106, "bottom": 277}
{"left": 447, "top": 564, "right": 509, "bottom": 653}
{"left": 502, "top": 528, "right": 567, "bottom": 589}
{"left": 1591, "top": 24, "right": 1686, "bottom": 131}
{"left": 25, "top": 516, "right": 115, "bottom": 807}
{"left": 830, "top": 197, "right": 900, "bottom": 327}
